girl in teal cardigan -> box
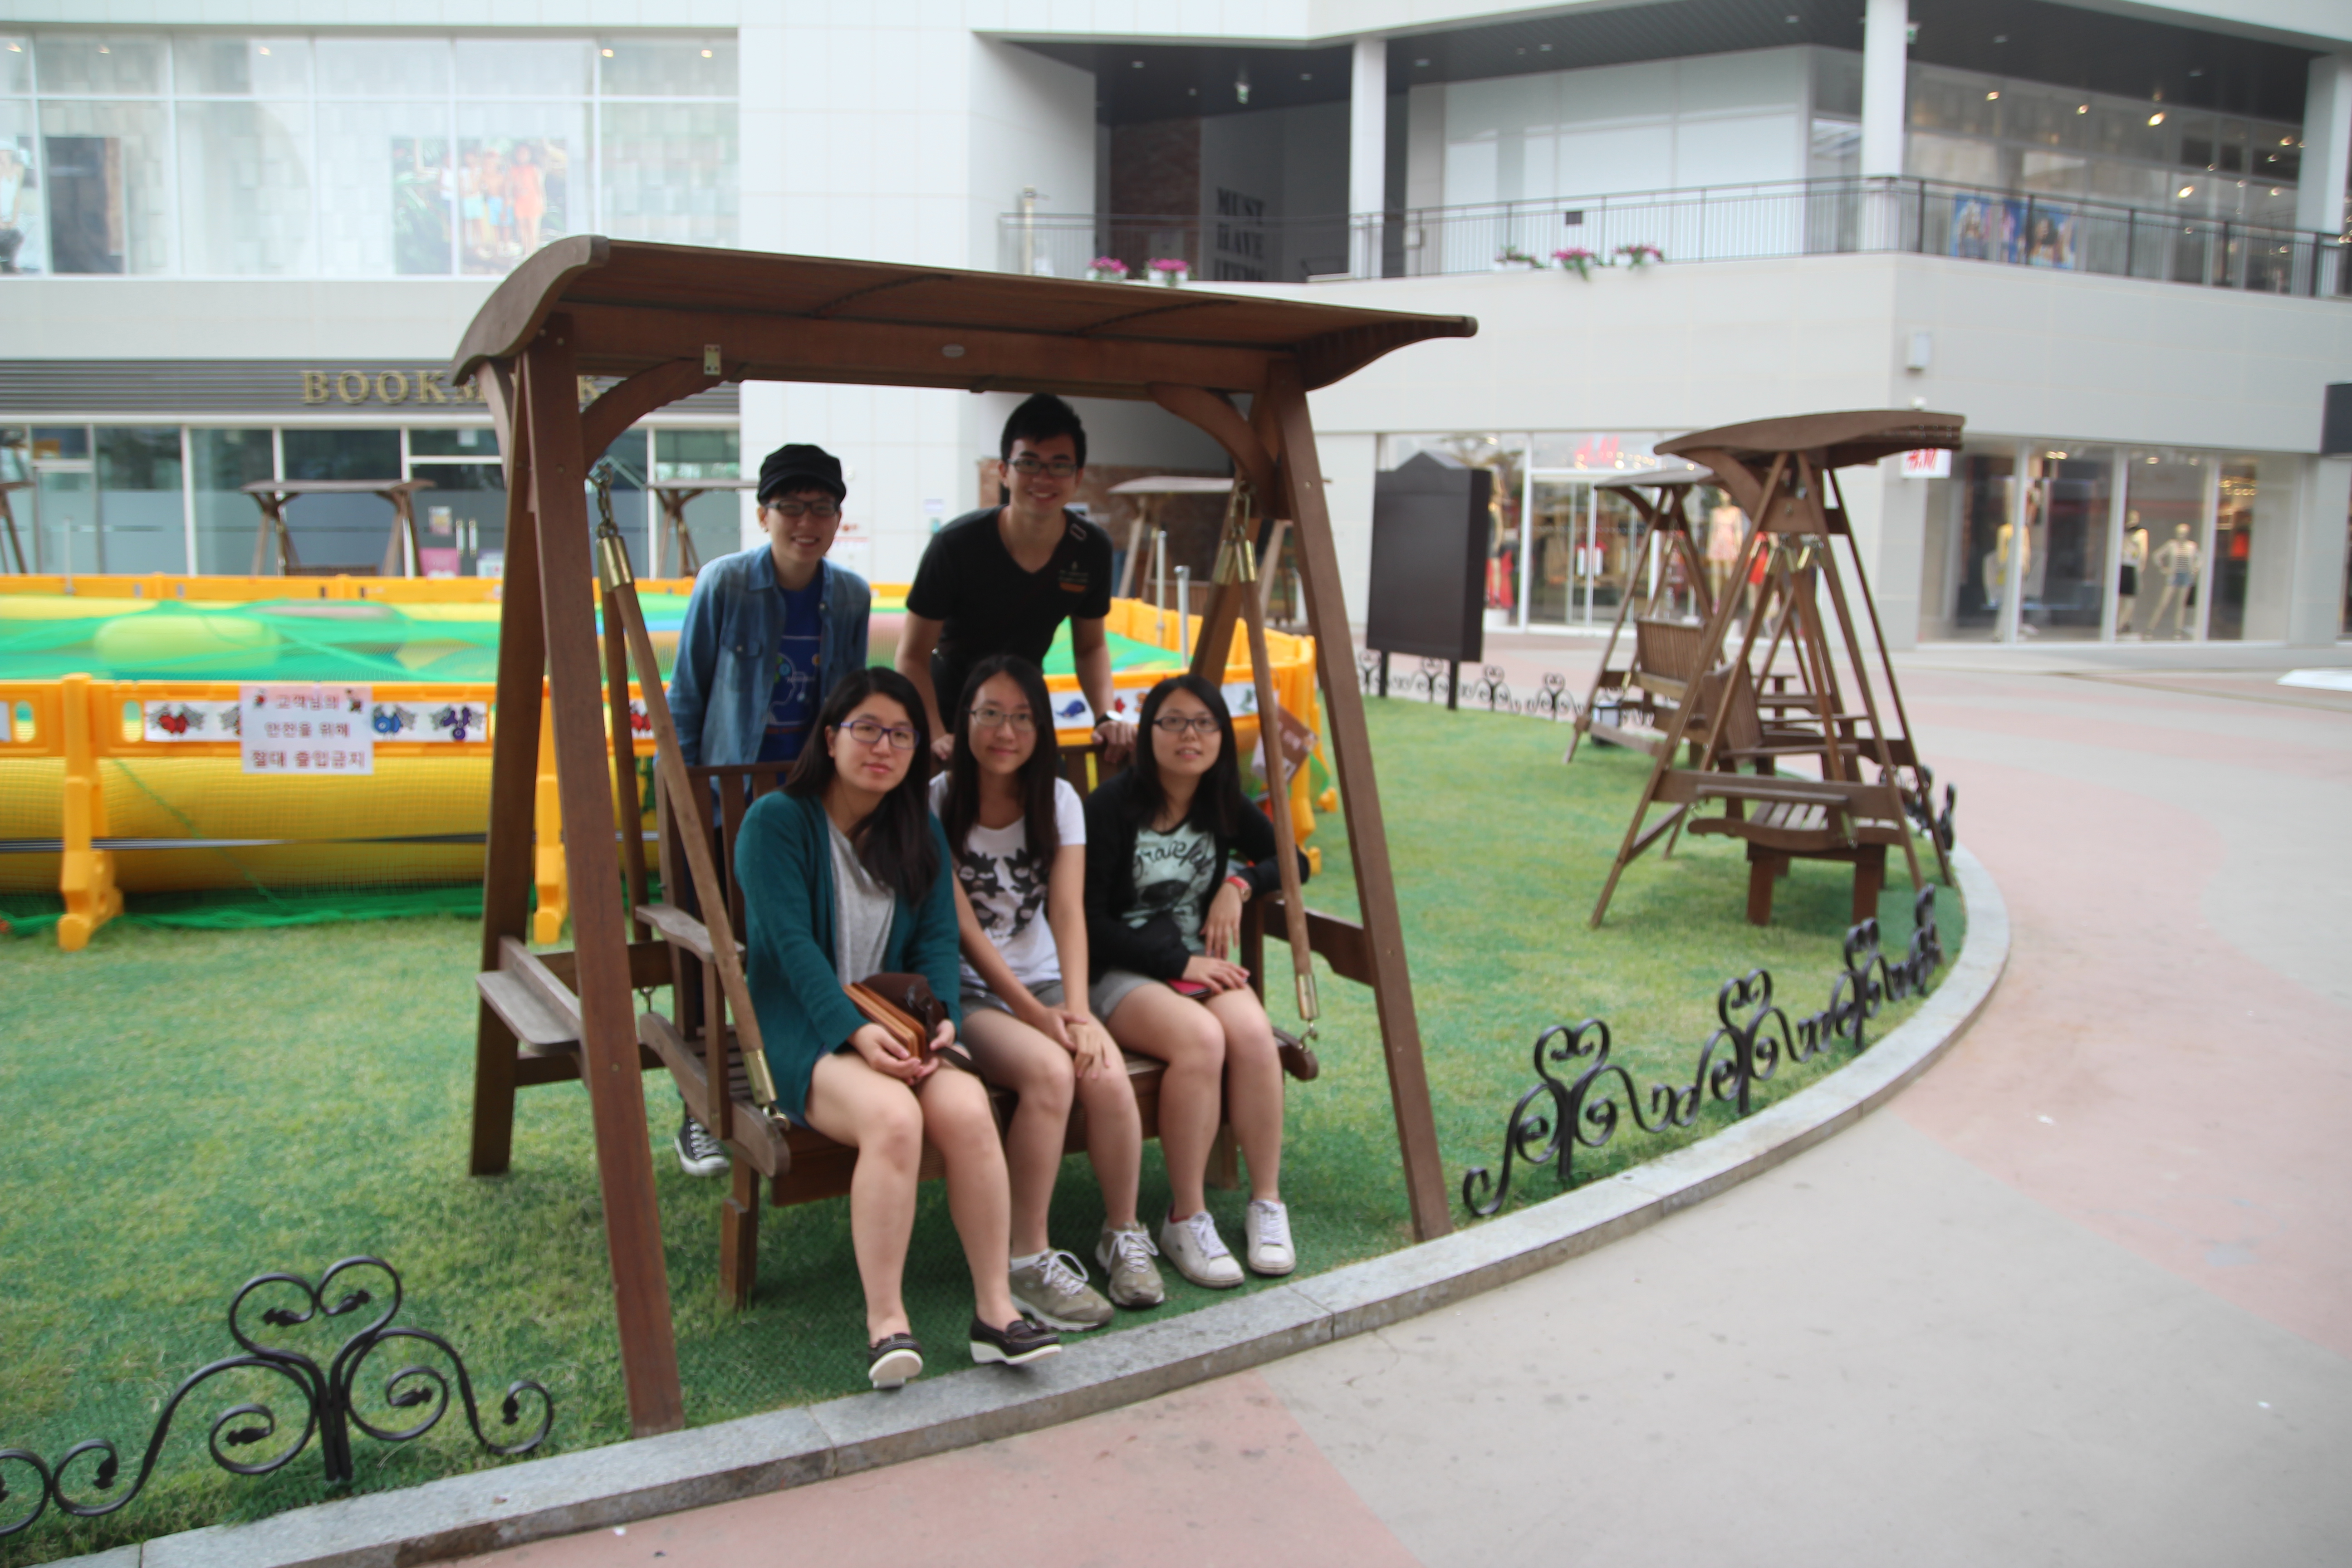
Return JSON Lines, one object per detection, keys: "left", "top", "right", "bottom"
{"left": 735, "top": 668, "right": 1060, "bottom": 1387}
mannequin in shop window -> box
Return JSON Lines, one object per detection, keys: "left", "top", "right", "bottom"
{"left": 1983, "top": 519, "right": 2032, "bottom": 626}
{"left": 2115, "top": 510, "right": 2150, "bottom": 636}
{"left": 2148, "top": 523, "right": 2200, "bottom": 639}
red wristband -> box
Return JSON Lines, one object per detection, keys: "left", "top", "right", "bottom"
{"left": 1223, "top": 873, "right": 1252, "bottom": 898}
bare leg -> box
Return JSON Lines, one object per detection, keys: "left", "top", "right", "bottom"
{"left": 803, "top": 1051, "right": 925, "bottom": 1343}
{"left": 916, "top": 1065, "right": 1020, "bottom": 1328}
{"left": 1073, "top": 1038, "right": 1144, "bottom": 1231}
{"left": 959, "top": 1007, "right": 1078, "bottom": 1258}
{"left": 1205, "top": 987, "right": 1285, "bottom": 1202}
{"left": 1106, "top": 981, "right": 1225, "bottom": 1220}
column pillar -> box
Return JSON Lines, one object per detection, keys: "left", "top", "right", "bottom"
{"left": 2284, "top": 456, "right": 2352, "bottom": 647}
{"left": 1350, "top": 37, "right": 1387, "bottom": 276}
{"left": 1860, "top": 0, "right": 1908, "bottom": 250}
{"left": 2298, "top": 54, "right": 2352, "bottom": 294}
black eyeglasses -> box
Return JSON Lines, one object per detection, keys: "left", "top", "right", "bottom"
{"left": 767, "top": 499, "right": 839, "bottom": 520}
{"left": 1006, "top": 456, "right": 1078, "bottom": 479}
{"left": 1152, "top": 714, "right": 1220, "bottom": 735}
{"left": 838, "top": 717, "right": 917, "bottom": 752}
{"left": 969, "top": 705, "right": 1036, "bottom": 733}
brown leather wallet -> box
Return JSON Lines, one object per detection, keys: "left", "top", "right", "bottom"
{"left": 845, "top": 971, "right": 952, "bottom": 1061}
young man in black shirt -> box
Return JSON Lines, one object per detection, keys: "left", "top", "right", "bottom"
{"left": 899, "top": 394, "right": 1136, "bottom": 763}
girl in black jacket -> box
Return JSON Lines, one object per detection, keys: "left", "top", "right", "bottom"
{"left": 1083, "top": 674, "right": 1310, "bottom": 1289}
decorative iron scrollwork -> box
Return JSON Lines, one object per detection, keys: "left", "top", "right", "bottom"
{"left": 1, "top": 1257, "right": 552, "bottom": 1541}
{"left": 1461, "top": 890, "right": 1944, "bottom": 1217}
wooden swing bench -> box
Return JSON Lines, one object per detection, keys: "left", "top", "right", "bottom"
{"left": 480, "top": 743, "right": 1362, "bottom": 1309}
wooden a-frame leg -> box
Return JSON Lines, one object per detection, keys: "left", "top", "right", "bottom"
{"left": 720, "top": 1158, "right": 761, "bottom": 1311}
{"left": 1852, "top": 846, "right": 1886, "bottom": 925}
{"left": 1746, "top": 849, "right": 1783, "bottom": 926}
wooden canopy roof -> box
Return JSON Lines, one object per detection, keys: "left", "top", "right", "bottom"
{"left": 451, "top": 237, "right": 1475, "bottom": 402}
{"left": 1658, "top": 410, "right": 1963, "bottom": 471}
{"left": 1591, "top": 461, "right": 1712, "bottom": 489}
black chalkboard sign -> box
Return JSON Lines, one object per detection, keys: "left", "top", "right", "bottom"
{"left": 1368, "top": 451, "right": 1489, "bottom": 666}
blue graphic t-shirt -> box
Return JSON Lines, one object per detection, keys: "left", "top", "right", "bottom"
{"left": 756, "top": 577, "right": 825, "bottom": 764}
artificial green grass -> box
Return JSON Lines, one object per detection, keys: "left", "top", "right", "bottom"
{"left": 0, "top": 701, "right": 1960, "bottom": 1564}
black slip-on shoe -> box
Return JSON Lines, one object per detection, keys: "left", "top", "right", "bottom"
{"left": 969, "top": 1314, "right": 1061, "bottom": 1367}
{"left": 867, "top": 1333, "right": 923, "bottom": 1389}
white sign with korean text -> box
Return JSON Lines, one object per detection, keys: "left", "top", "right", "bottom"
{"left": 240, "top": 685, "right": 374, "bottom": 775}
{"left": 1901, "top": 448, "right": 1952, "bottom": 479}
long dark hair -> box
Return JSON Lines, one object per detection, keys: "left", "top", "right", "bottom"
{"left": 1121, "top": 673, "right": 1243, "bottom": 838}
{"left": 939, "top": 654, "right": 1062, "bottom": 861}
{"left": 785, "top": 667, "right": 939, "bottom": 904}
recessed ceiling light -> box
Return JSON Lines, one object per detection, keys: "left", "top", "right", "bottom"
{"left": 1539, "top": 43, "right": 1552, "bottom": 51}
{"left": 2076, "top": 104, "right": 2087, "bottom": 114}
{"left": 2281, "top": 137, "right": 2293, "bottom": 145}
{"left": 602, "top": 48, "right": 614, "bottom": 57}
{"left": 2148, "top": 112, "right": 2164, "bottom": 125}
{"left": 2177, "top": 184, "right": 2194, "bottom": 198}
{"left": 259, "top": 45, "right": 271, "bottom": 54}
{"left": 1131, "top": 59, "right": 1144, "bottom": 69}
{"left": 1986, "top": 90, "right": 1999, "bottom": 101}
{"left": 701, "top": 48, "right": 712, "bottom": 57}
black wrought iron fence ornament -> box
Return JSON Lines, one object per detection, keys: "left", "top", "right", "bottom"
{"left": 1461, "top": 887, "right": 1945, "bottom": 1217}
{"left": 1359, "top": 652, "right": 1578, "bottom": 723}
{"left": 0, "top": 1257, "right": 552, "bottom": 1540}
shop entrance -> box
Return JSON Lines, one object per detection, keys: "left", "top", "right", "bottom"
{"left": 1524, "top": 476, "right": 1644, "bottom": 628}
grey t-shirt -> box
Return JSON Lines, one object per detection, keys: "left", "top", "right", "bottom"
{"left": 1126, "top": 821, "right": 1220, "bottom": 957}
{"left": 828, "top": 818, "right": 894, "bottom": 983}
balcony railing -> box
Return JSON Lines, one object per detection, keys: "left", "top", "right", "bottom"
{"left": 999, "top": 177, "right": 2352, "bottom": 300}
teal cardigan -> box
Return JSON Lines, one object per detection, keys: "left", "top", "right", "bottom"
{"left": 734, "top": 791, "right": 964, "bottom": 1125}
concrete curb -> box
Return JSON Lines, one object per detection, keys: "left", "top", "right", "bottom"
{"left": 68, "top": 848, "right": 2008, "bottom": 1568}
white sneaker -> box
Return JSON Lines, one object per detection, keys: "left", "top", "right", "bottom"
{"left": 1157, "top": 1210, "right": 1243, "bottom": 1289}
{"left": 1245, "top": 1198, "right": 1295, "bottom": 1276}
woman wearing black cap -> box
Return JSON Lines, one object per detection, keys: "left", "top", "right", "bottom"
{"left": 663, "top": 441, "right": 873, "bottom": 1178}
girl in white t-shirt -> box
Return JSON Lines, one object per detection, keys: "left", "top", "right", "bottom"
{"left": 931, "top": 655, "right": 1165, "bottom": 1328}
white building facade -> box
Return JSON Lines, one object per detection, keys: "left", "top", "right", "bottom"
{"left": 2, "top": 0, "right": 2347, "bottom": 647}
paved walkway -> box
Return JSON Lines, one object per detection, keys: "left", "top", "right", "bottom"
{"left": 455, "top": 647, "right": 2352, "bottom": 1568}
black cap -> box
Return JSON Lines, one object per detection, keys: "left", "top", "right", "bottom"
{"left": 757, "top": 443, "right": 847, "bottom": 504}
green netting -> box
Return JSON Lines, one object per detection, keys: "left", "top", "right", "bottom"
{"left": 0, "top": 593, "right": 1178, "bottom": 684}
{"left": 0, "top": 884, "right": 487, "bottom": 936}
{"left": 0, "top": 593, "right": 696, "bottom": 682}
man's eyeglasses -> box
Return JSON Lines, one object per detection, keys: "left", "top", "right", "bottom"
{"left": 767, "top": 500, "right": 839, "bottom": 521}
{"left": 1151, "top": 714, "right": 1220, "bottom": 736}
{"left": 969, "top": 706, "right": 1036, "bottom": 734}
{"left": 1005, "top": 456, "right": 1079, "bottom": 479}
{"left": 838, "top": 717, "right": 917, "bottom": 752}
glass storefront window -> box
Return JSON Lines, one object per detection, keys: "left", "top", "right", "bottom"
{"left": 456, "top": 39, "right": 592, "bottom": 98}
{"left": 39, "top": 100, "right": 171, "bottom": 274}
{"left": 455, "top": 102, "right": 584, "bottom": 273}
{"left": 1, "top": 39, "right": 29, "bottom": 97}
{"left": 599, "top": 101, "right": 736, "bottom": 248}
{"left": 1384, "top": 433, "right": 1526, "bottom": 620}
{"left": 281, "top": 427, "right": 401, "bottom": 569}
{"left": 408, "top": 426, "right": 497, "bottom": 457}
{"left": 598, "top": 39, "right": 738, "bottom": 97}
{"left": 1926, "top": 449, "right": 2015, "bottom": 641}
{"left": 95, "top": 426, "right": 185, "bottom": 573}
{"left": 315, "top": 38, "right": 450, "bottom": 100}
{"left": 34, "top": 36, "right": 166, "bottom": 95}
{"left": 2017, "top": 447, "right": 2112, "bottom": 640}
{"left": 2210, "top": 459, "right": 2257, "bottom": 641}
{"left": 2119, "top": 449, "right": 2208, "bottom": 640}
{"left": 2, "top": 98, "right": 42, "bottom": 274}
{"left": 173, "top": 37, "right": 311, "bottom": 96}
{"left": 191, "top": 427, "right": 274, "bottom": 573}
{"left": 317, "top": 102, "right": 453, "bottom": 277}
{"left": 653, "top": 427, "right": 741, "bottom": 573}
{"left": 176, "top": 100, "right": 314, "bottom": 274}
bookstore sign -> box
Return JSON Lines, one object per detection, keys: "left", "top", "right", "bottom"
{"left": 0, "top": 360, "right": 739, "bottom": 418}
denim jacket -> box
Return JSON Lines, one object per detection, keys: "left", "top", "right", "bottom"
{"left": 666, "top": 548, "right": 871, "bottom": 767}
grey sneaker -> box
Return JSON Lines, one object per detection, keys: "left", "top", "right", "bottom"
{"left": 1244, "top": 1198, "right": 1295, "bottom": 1276}
{"left": 1158, "top": 1210, "right": 1243, "bottom": 1289}
{"left": 1008, "top": 1249, "right": 1112, "bottom": 1331}
{"left": 1095, "top": 1222, "right": 1167, "bottom": 1309}
{"left": 675, "top": 1106, "right": 727, "bottom": 1178}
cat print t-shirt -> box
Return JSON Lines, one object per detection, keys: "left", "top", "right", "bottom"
{"left": 930, "top": 773, "right": 1086, "bottom": 992}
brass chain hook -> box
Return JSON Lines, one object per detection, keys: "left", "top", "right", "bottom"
{"left": 589, "top": 460, "right": 634, "bottom": 591}
{"left": 1211, "top": 478, "right": 1258, "bottom": 586}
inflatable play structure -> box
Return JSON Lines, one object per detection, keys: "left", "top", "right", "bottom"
{"left": 0, "top": 572, "right": 1330, "bottom": 949}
